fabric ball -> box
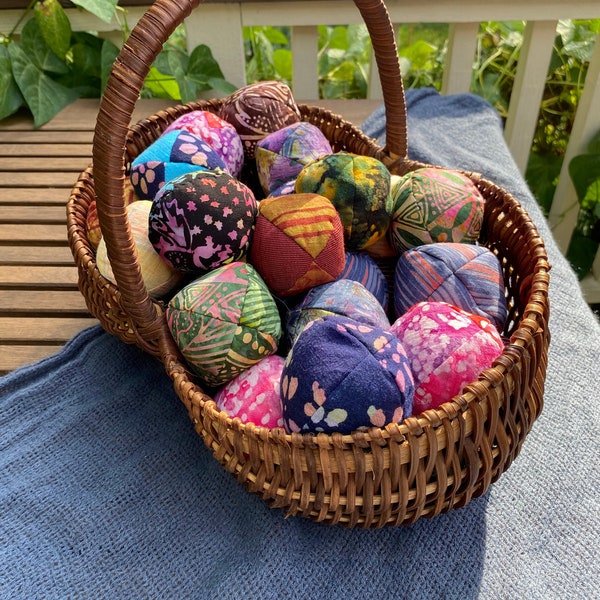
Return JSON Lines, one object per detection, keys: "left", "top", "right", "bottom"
{"left": 394, "top": 242, "right": 508, "bottom": 330}
{"left": 286, "top": 279, "right": 390, "bottom": 346}
{"left": 388, "top": 167, "right": 485, "bottom": 253}
{"left": 214, "top": 355, "right": 285, "bottom": 428}
{"left": 295, "top": 152, "right": 392, "bottom": 251}
{"left": 148, "top": 169, "right": 257, "bottom": 274}
{"left": 95, "top": 201, "right": 181, "bottom": 298}
{"left": 163, "top": 110, "right": 244, "bottom": 177}
{"left": 248, "top": 193, "right": 345, "bottom": 297}
{"left": 219, "top": 80, "right": 301, "bottom": 159}
{"left": 130, "top": 130, "right": 228, "bottom": 200}
{"left": 281, "top": 315, "right": 414, "bottom": 434}
{"left": 166, "top": 262, "right": 282, "bottom": 387}
{"left": 87, "top": 179, "right": 138, "bottom": 249}
{"left": 255, "top": 121, "right": 333, "bottom": 197}
{"left": 336, "top": 251, "right": 389, "bottom": 311}
{"left": 391, "top": 301, "right": 504, "bottom": 414}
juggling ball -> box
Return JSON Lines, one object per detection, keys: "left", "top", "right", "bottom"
{"left": 248, "top": 193, "right": 345, "bottom": 297}
{"left": 394, "top": 242, "right": 508, "bottom": 330}
{"left": 281, "top": 315, "right": 414, "bottom": 434}
{"left": 214, "top": 355, "right": 285, "bottom": 428}
{"left": 130, "top": 130, "right": 227, "bottom": 200}
{"left": 148, "top": 168, "right": 257, "bottom": 274}
{"left": 163, "top": 110, "right": 244, "bottom": 177}
{"left": 390, "top": 301, "right": 504, "bottom": 414}
{"left": 388, "top": 167, "right": 484, "bottom": 253}
{"left": 95, "top": 200, "right": 181, "bottom": 298}
{"left": 295, "top": 152, "right": 392, "bottom": 251}
{"left": 255, "top": 121, "right": 333, "bottom": 197}
{"left": 336, "top": 251, "right": 389, "bottom": 311}
{"left": 166, "top": 262, "right": 282, "bottom": 387}
{"left": 219, "top": 80, "right": 301, "bottom": 159}
{"left": 285, "top": 279, "right": 390, "bottom": 346}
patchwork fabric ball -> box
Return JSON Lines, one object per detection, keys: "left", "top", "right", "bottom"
{"left": 214, "top": 355, "right": 285, "bottom": 428}
{"left": 336, "top": 251, "right": 389, "bottom": 311}
{"left": 281, "top": 315, "right": 414, "bottom": 434}
{"left": 166, "top": 262, "right": 282, "bottom": 386}
{"left": 391, "top": 301, "right": 504, "bottom": 414}
{"left": 286, "top": 279, "right": 390, "bottom": 346}
{"left": 295, "top": 152, "right": 392, "bottom": 251}
{"left": 388, "top": 167, "right": 485, "bottom": 253}
{"left": 248, "top": 193, "right": 345, "bottom": 297}
{"left": 163, "top": 110, "right": 244, "bottom": 177}
{"left": 219, "top": 80, "right": 301, "bottom": 159}
{"left": 394, "top": 242, "right": 508, "bottom": 330}
{"left": 86, "top": 178, "right": 138, "bottom": 249}
{"left": 95, "top": 201, "right": 181, "bottom": 298}
{"left": 255, "top": 121, "right": 333, "bottom": 197}
{"left": 148, "top": 168, "right": 257, "bottom": 274}
{"left": 130, "top": 130, "right": 228, "bottom": 200}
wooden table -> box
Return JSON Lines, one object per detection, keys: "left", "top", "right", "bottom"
{"left": 0, "top": 97, "right": 380, "bottom": 374}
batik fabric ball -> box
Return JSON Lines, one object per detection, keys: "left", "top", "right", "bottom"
{"left": 148, "top": 168, "right": 257, "bottom": 274}
{"left": 86, "top": 178, "right": 138, "bottom": 250}
{"left": 391, "top": 301, "right": 504, "bottom": 414}
{"left": 394, "top": 242, "right": 508, "bottom": 330}
{"left": 214, "top": 355, "right": 285, "bottom": 428}
{"left": 248, "top": 193, "right": 345, "bottom": 297}
{"left": 295, "top": 152, "right": 392, "bottom": 251}
{"left": 95, "top": 201, "right": 181, "bottom": 298}
{"left": 166, "top": 262, "right": 282, "bottom": 386}
{"left": 388, "top": 167, "right": 485, "bottom": 253}
{"left": 285, "top": 279, "right": 390, "bottom": 346}
{"left": 130, "top": 130, "right": 228, "bottom": 200}
{"left": 281, "top": 315, "right": 414, "bottom": 434}
{"left": 336, "top": 251, "right": 389, "bottom": 311}
{"left": 255, "top": 122, "right": 333, "bottom": 197}
{"left": 219, "top": 80, "right": 301, "bottom": 159}
{"left": 163, "top": 110, "right": 244, "bottom": 177}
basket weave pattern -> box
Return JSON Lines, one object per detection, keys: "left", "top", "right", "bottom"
{"left": 66, "top": 0, "right": 550, "bottom": 528}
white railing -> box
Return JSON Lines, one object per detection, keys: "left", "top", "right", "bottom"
{"left": 2, "top": 0, "right": 600, "bottom": 300}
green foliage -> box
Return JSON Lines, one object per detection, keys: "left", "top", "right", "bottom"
{"left": 244, "top": 26, "right": 292, "bottom": 85}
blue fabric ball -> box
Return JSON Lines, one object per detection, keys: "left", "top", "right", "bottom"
{"left": 336, "top": 251, "right": 389, "bottom": 310}
{"left": 394, "top": 242, "right": 508, "bottom": 330}
{"left": 280, "top": 315, "right": 414, "bottom": 434}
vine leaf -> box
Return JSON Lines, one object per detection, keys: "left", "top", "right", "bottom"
{"left": 70, "top": 0, "right": 118, "bottom": 23}
{"left": 0, "top": 45, "right": 24, "bottom": 121}
{"left": 20, "top": 17, "right": 69, "bottom": 75}
{"left": 34, "top": 0, "right": 72, "bottom": 60}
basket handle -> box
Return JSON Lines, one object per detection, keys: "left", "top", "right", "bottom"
{"left": 93, "top": 0, "right": 407, "bottom": 342}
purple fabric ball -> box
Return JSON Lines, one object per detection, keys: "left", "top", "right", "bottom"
{"left": 281, "top": 315, "right": 414, "bottom": 434}
{"left": 336, "top": 251, "right": 389, "bottom": 311}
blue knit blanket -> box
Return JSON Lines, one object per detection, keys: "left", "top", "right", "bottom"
{"left": 2, "top": 89, "right": 599, "bottom": 599}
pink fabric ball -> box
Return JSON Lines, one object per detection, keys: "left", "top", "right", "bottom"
{"left": 213, "top": 355, "right": 285, "bottom": 428}
{"left": 391, "top": 301, "right": 504, "bottom": 414}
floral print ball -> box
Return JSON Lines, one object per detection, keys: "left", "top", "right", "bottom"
{"left": 148, "top": 168, "right": 258, "bottom": 274}
{"left": 281, "top": 315, "right": 414, "bottom": 434}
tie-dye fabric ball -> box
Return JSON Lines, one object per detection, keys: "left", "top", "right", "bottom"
{"left": 285, "top": 279, "right": 390, "bottom": 346}
{"left": 255, "top": 121, "right": 333, "bottom": 197}
{"left": 248, "top": 193, "right": 346, "bottom": 297}
{"left": 95, "top": 201, "right": 182, "bottom": 298}
{"left": 148, "top": 168, "right": 257, "bottom": 274}
{"left": 166, "top": 262, "right": 282, "bottom": 387}
{"left": 214, "top": 355, "right": 285, "bottom": 429}
{"left": 130, "top": 130, "right": 228, "bottom": 200}
{"left": 280, "top": 315, "right": 414, "bottom": 434}
{"left": 336, "top": 251, "right": 389, "bottom": 311}
{"left": 388, "top": 167, "right": 485, "bottom": 253}
{"left": 295, "top": 152, "right": 392, "bottom": 251}
{"left": 163, "top": 110, "right": 244, "bottom": 177}
{"left": 219, "top": 80, "right": 301, "bottom": 159}
{"left": 390, "top": 301, "right": 504, "bottom": 414}
{"left": 394, "top": 242, "right": 508, "bottom": 330}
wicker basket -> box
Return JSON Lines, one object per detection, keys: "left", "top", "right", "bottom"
{"left": 66, "top": 0, "right": 550, "bottom": 528}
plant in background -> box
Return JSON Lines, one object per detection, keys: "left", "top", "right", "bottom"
{"left": 244, "top": 26, "right": 292, "bottom": 86}
{"left": 0, "top": 0, "right": 234, "bottom": 127}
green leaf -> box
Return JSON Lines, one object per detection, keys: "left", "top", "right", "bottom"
{"left": 7, "top": 41, "right": 79, "bottom": 127}
{"left": 586, "top": 130, "right": 600, "bottom": 155}
{"left": 0, "top": 45, "right": 24, "bottom": 120}
{"left": 142, "top": 66, "right": 180, "bottom": 100}
{"left": 188, "top": 45, "right": 225, "bottom": 81}
{"left": 566, "top": 224, "right": 599, "bottom": 279}
{"left": 34, "top": 0, "right": 72, "bottom": 60}
{"left": 206, "top": 77, "right": 237, "bottom": 95}
{"left": 525, "top": 151, "right": 563, "bottom": 216}
{"left": 20, "top": 18, "right": 69, "bottom": 75}
{"left": 70, "top": 0, "right": 118, "bottom": 24}
{"left": 263, "top": 26, "right": 289, "bottom": 46}
{"left": 273, "top": 48, "right": 292, "bottom": 82}
{"left": 569, "top": 153, "right": 600, "bottom": 208}
{"left": 100, "top": 39, "right": 119, "bottom": 93}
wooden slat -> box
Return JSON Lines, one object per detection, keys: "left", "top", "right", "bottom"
{"left": 0, "top": 224, "right": 69, "bottom": 244}
{"left": 0, "top": 189, "right": 74, "bottom": 205}
{"left": 0, "top": 266, "right": 79, "bottom": 288}
{"left": 442, "top": 22, "right": 480, "bottom": 95}
{"left": 0, "top": 317, "right": 96, "bottom": 342}
{"left": 0, "top": 131, "right": 93, "bottom": 144}
{"left": 0, "top": 345, "right": 66, "bottom": 374}
{"left": 0, "top": 143, "right": 93, "bottom": 157}
{"left": 0, "top": 290, "right": 90, "bottom": 313}
{"left": 0, "top": 157, "right": 90, "bottom": 172}
{"left": 0, "top": 245, "right": 75, "bottom": 265}
{"left": 0, "top": 206, "right": 68, "bottom": 223}
{"left": 292, "top": 26, "right": 320, "bottom": 99}
{"left": 0, "top": 173, "right": 79, "bottom": 187}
